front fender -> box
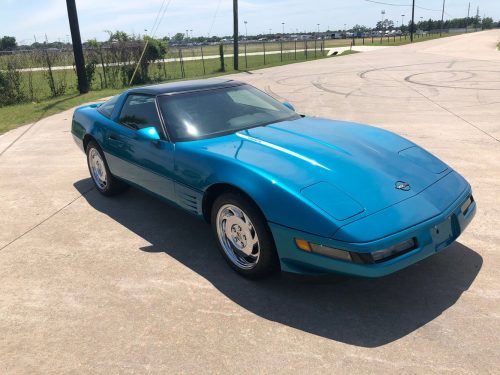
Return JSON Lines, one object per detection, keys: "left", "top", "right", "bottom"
{"left": 175, "top": 143, "right": 338, "bottom": 237}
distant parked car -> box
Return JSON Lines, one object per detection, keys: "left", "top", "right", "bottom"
{"left": 72, "top": 79, "right": 476, "bottom": 279}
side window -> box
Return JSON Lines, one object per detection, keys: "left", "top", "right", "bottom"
{"left": 118, "top": 94, "right": 163, "bottom": 136}
{"left": 97, "top": 95, "right": 119, "bottom": 118}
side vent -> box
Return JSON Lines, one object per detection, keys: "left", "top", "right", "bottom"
{"left": 175, "top": 183, "right": 203, "bottom": 215}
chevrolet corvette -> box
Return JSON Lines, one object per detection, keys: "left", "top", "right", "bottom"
{"left": 71, "top": 79, "right": 476, "bottom": 278}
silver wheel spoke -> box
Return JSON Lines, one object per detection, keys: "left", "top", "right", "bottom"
{"left": 89, "top": 148, "right": 108, "bottom": 190}
{"left": 216, "top": 204, "right": 260, "bottom": 270}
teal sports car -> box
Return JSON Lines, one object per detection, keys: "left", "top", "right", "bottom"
{"left": 71, "top": 79, "right": 476, "bottom": 278}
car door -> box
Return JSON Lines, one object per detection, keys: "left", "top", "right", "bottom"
{"left": 102, "top": 93, "right": 176, "bottom": 201}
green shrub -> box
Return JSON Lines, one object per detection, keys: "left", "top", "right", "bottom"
{"left": 0, "top": 64, "right": 24, "bottom": 106}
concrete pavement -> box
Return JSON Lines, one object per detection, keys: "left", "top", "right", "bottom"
{"left": 1, "top": 30, "right": 499, "bottom": 374}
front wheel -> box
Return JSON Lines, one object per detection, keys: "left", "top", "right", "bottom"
{"left": 211, "top": 192, "right": 279, "bottom": 279}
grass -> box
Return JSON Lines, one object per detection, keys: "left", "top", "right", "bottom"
{"left": 0, "top": 30, "right": 457, "bottom": 135}
{"left": 0, "top": 89, "right": 121, "bottom": 134}
{"left": 0, "top": 49, "right": 339, "bottom": 134}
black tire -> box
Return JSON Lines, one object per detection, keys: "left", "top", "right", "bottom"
{"left": 211, "top": 191, "right": 279, "bottom": 279}
{"left": 86, "top": 140, "right": 128, "bottom": 196}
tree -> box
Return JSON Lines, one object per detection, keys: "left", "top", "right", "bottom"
{"left": 144, "top": 36, "right": 167, "bottom": 61}
{"left": 376, "top": 19, "right": 394, "bottom": 30}
{"left": 171, "top": 33, "right": 185, "bottom": 43}
{"left": 106, "top": 30, "right": 130, "bottom": 43}
{"left": 351, "top": 24, "right": 370, "bottom": 32}
{"left": 0, "top": 36, "right": 17, "bottom": 51}
{"left": 482, "top": 17, "right": 494, "bottom": 29}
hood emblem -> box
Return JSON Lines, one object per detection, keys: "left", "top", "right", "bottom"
{"left": 395, "top": 181, "right": 411, "bottom": 191}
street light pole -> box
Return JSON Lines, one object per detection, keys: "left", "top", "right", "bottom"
{"left": 282, "top": 22, "right": 285, "bottom": 36}
{"left": 65, "top": 0, "right": 88, "bottom": 94}
{"left": 233, "top": 0, "right": 238, "bottom": 70}
{"left": 244, "top": 20, "right": 248, "bottom": 39}
{"left": 401, "top": 14, "right": 405, "bottom": 30}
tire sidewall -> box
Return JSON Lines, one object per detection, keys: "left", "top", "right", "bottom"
{"left": 86, "top": 141, "right": 114, "bottom": 195}
{"left": 211, "top": 192, "right": 279, "bottom": 278}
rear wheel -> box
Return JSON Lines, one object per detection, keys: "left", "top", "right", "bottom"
{"left": 211, "top": 192, "right": 279, "bottom": 278}
{"left": 86, "top": 141, "right": 127, "bottom": 196}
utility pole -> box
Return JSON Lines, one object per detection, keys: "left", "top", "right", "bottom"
{"left": 410, "top": 0, "right": 415, "bottom": 42}
{"left": 475, "top": 6, "right": 480, "bottom": 30}
{"left": 440, "top": 0, "right": 446, "bottom": 37}
{"left": 466, "top": 2, "right": 470, "bottom": 32}
{"left": 65, "top": 0, "right": 88, "bottom": 94}
{"left": 233, "top": 0, "right": 238, "bottom": 70}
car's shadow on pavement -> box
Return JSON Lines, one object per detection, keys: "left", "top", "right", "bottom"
{"left": 75, "top": 179, "right": 483, "bottom": 348}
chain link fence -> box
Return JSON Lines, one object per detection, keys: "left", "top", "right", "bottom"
{"left": 0, "top": 40, "right": 327, "bottom": 106}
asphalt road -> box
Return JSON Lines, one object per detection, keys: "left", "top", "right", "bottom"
{"left": 1, "top": 30, "right": 499, "bottom": 374}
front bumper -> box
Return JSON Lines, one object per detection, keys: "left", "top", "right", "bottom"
{"left": 270, "top": 188, "right": 476, "bottom": 277}
{"left": 72, "top": 133, "right": 85, "bottom": 152}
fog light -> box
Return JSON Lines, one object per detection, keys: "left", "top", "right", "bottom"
{"left": 310, "top": 244, "right": 352, "bottom": 261}
{"left": 370, "top": 238, "right": 416, "bottom": 262}
{"left": 461, "top": 195, "right": 474, "bottom": 215}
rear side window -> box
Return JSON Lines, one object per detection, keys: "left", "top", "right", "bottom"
{"left": 97, "top": 95, "right": 119, "bottom": 118}
{"left": 118, "top": 95, "right": 163, "bottom": 135}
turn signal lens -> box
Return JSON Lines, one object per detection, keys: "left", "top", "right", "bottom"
{"left": 294, "top": 238, "right": 312, "bottom": 252}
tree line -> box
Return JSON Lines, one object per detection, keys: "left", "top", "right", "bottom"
{"left": 2, "top": 14, "right": 498, "bottom": 52}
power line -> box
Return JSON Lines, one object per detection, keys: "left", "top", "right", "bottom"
{"left": 149, "top": 0, "right": 167, "bottom": 37}
{"left": 129, "top": 0, "right": 172, "bottom": 85}
{"left": 207, "top": 0, "right": 223, "bottom": 37}
{"left": 364, "top": 0, "right": 407, "bottom": 7}
{"left": 363, "top": 0, "right": 441, "bottom": 12}
{"left": 150, "top": 0, "right": 173, "bottom": 38}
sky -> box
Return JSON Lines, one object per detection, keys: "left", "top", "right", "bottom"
{"left": 1, "top": 0, "right": 499, "bottom": 43}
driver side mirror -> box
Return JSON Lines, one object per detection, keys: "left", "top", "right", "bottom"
{"left": 136, "top": 126, "right": 161, "bottom": 141}
{"left": 282, "top": 101, "right": 295, "bottom": 111}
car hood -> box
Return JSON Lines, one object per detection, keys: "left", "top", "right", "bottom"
{"left": 200, "top": 117, "right": 449, "bottom": 223}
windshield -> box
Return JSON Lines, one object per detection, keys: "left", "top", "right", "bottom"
{"left": 158, "top": 84, "right": 300, "bottom": 141}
